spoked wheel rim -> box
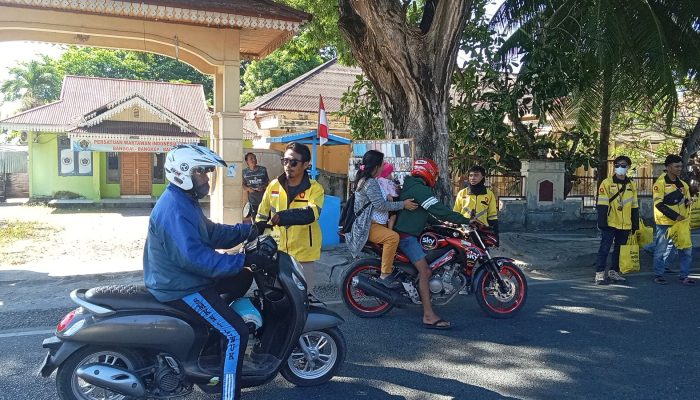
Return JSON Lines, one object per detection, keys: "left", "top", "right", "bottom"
{"left": 287, "top": 331, "right": 338, "bottom": 380}
{"left": 344, "top": 264, "right": 391, "bottom": 313}
{"left": 71, "top": 351, "right": 135, "bottom": 400}
{"left": 480, "top": 264, "right": 526, "bottom": 314}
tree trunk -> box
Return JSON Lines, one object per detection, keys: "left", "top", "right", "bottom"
{"left": 597, "top": 67, "right": 613, "bottom": 186}
{"left": 337, "top": 0, "right": 471, "bottom": 203}
{"left": 680, "top": 118, "right": 700, "bottom": 181}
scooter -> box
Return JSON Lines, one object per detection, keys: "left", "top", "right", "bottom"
{"left": 39, "top": 230, "right": 346, "bottom": 400}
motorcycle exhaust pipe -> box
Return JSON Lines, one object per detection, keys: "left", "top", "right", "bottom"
{"left": 76, "top": 363, "right": 146, "bottom": 397}
{"left": 351, "top": 276, "right": 395, "bottom": 303}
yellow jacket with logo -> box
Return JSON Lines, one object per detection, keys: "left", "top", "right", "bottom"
{"left": 453, "top": 187, "right": 498, "bottom": 226}
{"left": 256, "top": 174, "right": 324, "bottom": 262}
{"left": 653, "top": 173, "right": 690, "bottom": 226}
{"left": 596, "top": 177, "right": 639, "bottom": 230}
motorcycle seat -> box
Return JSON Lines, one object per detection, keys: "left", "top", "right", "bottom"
{"left": 85, "top": 285, "right": 178, "bottom": 312}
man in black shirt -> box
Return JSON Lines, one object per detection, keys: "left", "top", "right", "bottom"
{"left": 242, "top": 152, "right": 270, "bottom": 222}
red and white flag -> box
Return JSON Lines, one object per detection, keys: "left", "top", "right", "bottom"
{"left": 318, "top": 95, "right": 329, "bottom": 146}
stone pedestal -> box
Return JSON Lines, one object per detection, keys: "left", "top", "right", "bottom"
{"left": 520, "top": 160, "right": 566, "bottom": 211}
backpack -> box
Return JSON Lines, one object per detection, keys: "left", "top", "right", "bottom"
{"left": 338, "top": 193, "right": 371, "bottom": 234}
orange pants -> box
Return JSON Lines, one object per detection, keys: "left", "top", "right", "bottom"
{"left": 368, "top": 222, "right": 399, "bottom": 275}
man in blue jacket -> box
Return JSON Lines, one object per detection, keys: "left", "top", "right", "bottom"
{"left": 144, "top": 144, "right": 269, "bottom": 400}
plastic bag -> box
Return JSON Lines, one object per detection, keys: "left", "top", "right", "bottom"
{"left": 620, "top": 233, "right": 640, "bottom": 274}
{"left": 667, "top": 218, "right": 692, "bottom": 250}
{"left": 636, "top": 219, "right": 654, "bottom": 248}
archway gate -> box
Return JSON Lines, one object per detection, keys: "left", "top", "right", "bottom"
{"left": 0, "top": 0, "right": 310, "bottom": 222}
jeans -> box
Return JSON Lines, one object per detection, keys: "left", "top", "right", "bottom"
{"left": 596, "top": 228, "right": 630, "bottom": 273}
{"left": 398, "top": 235, "right": 426, "bottom": 264}
{"left": 653, "top": 225, "right": 693, "bottom": 278}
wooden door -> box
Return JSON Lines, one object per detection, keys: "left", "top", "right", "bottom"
{"left": 120, "top": 153, "right": 152, "bottom": 195}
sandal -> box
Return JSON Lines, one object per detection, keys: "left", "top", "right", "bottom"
{"left": 653, "top": 276, "right": 668, "bottom": 285}
{"left": 423, "top": 319, "right": 451, "bottom": 330}
{"left": 680, "top": 277, "right": 696, "bottom": 286}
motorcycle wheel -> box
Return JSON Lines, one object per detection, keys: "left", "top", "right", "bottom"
{"left": 281, "top": 327, "right": 346, "bottom": 387}
{"left": 56, "top": 346, "right": 145, "bottom": 400}
{"left": 474, "top": 261, "right": 528, "bottom": 319}
{"left": 341, "top": 259, "right": 394, "bottom": 318}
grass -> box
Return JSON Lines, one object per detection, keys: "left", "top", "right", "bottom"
{"left": 0, "top": 219, "right": 53, "bottom": 247}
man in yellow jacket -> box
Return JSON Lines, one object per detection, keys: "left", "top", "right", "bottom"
{"left": 652, "top": 154, "right": 694, "bottom": 285}
{"left": 595, "top": 155, "right": 639, "bottom": 285}
{"left": 453, "top": 165, "right": 499, "bottom": 242}
{"left": 256, "top": 142, "right": 325, "bottom": 294}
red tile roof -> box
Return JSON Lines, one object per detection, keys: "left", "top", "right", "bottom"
{"left": 1, "top": 76, "right": 211, "bottom": 132}
{"left": 241, "top": 59, "right": 363, "bottom": 113}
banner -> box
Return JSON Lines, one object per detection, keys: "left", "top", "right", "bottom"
{"left": 71, "top": 136, "right": 196, "bottom": 153}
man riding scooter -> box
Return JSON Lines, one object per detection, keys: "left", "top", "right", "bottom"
{"left": 144, "top": 144, "right": 271, "bottom": 400}
{"left": 394, "top": 158, "right": 471, "bottom": 330}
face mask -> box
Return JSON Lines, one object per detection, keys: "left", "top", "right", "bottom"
{"left": 193, "top": 181, "right": 210, "bottom": 199}
{"left": 614, "top": 167, "right": 628, "bottom": 176}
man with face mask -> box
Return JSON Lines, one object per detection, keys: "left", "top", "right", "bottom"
{"left": 453, "top": 165, "right": 499, "bottom": 243}
{"left": 144, "top": 144, "right": 270, "bottom": 400}
{"left": 594, "top": 155, "right": 639, "bottom": 285}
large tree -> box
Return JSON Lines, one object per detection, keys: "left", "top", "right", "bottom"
{"left": 336, "top": 0, "right": 472, "bottom": 201}
{"left": 492, "top": 0, "right": 700, "bottom": 184}
{"left": 1, "top": 56, "right": 62, "bottom": 111}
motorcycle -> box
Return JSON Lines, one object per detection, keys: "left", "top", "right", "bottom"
{"left": 39, "top": 228, "right": 346, "bottom": 400}
{"left": 341, "top": 221, "right": 527, "bottom": 319}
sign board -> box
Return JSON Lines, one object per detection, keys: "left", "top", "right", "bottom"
{"left": 348, "top": 139, "right": 414, "bottom": 191}
{"left": 70, "top": 136, "right": 196, "bottom": 153}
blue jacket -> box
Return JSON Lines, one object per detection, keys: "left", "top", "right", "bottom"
{"left": 143, "top": 184, "right": 251, "bottom": 302}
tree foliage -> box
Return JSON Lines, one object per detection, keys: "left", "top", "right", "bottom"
{"left": 1, "top": 56, "right": 62, "bottom": 111}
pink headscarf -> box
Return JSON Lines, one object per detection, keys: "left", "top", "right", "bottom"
{"left": 379, "top": 162, "right": 394, "bottom": 179}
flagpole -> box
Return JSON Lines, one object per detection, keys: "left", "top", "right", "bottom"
{"left": 311, "top": 133, "right": 318, "bottom": 180}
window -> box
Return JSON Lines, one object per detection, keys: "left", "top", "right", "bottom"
{"left": 153, "top": 153, "right": 165, "bottom": 184}
{"left": 107, "top": 153, "right": 120, "bottom": 183}
{"left": 57, "top": 136, "right": 93, "bottom": 176}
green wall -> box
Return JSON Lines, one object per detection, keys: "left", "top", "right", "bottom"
{"left": 30, "top": 134, "right": 100, "bottom": 200}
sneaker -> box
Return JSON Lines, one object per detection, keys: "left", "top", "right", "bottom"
{"left": 607, "top": 270, "right": 626, "bottom": 283}
{"left": 378, "top": 274, "right": 401, "bottom": 289}
{"left": 594, "top": 272, "right": 608, "bottom": 285}
{"left": 653, "top": 276, "right": 668, "bottom": 285}
{"left": 679, "top": 277, "right": 696, "bottom": 286}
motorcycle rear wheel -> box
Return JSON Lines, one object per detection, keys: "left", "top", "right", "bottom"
{"left": 281, "top": 327, "right": 346, "bottom": 387}
{"left": 56, "top": 346, "right": 145, "bottom": 400}
{"left": 341, "top": 259, "right": 394, "bottom": 318}
{"left": 474, "top": 261, "right": 528, "bottom": 319}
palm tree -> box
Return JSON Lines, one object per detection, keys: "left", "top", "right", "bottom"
{"left": 1, "top": 56, "right": 62, "bottom": 112}
{"left": 491, "top": 0, "right": 700, "bottom": 182}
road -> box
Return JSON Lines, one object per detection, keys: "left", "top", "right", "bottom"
{"left": 0, "top": 273, "right": 698, "bottom": 400}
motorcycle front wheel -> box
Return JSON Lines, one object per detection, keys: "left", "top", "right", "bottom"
{"left": 474, "top": 261, "right": 528, "bottom": 319}
{"left": 56, "top": 346, "right": 145, "bottom": 400}
{"left": 341, "top": 259, "right": 394, "bottom": 318}
{"left": 281, "top": 327, "right": 346, "bottom": 387}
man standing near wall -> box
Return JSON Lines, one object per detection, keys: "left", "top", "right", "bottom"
{"left": 242, "top": 152, "right": 269, "bottom": 223}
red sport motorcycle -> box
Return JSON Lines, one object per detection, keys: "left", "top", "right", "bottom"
{"left": 341, "top": 221, "right": 527, "bottom": 319}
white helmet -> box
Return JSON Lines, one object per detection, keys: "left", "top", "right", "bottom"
{"left": 165, "top": 144, "right": 227, "bottom": 190}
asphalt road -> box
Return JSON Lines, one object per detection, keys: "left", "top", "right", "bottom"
{"left": 0, "top": 273, "right": 698, "bottom": 400}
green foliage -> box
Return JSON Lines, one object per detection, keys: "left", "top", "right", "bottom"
{"left": 0, "top": 56, "right": 62, "bottom": 111}
{"left": 240, "top": 41, "right": 324, "bottom": 106}
{"left": 656, "top": 140, "right": 681, "bottom": 159}
{"left": 338, "top": 75, "right": 384, "bottom": 140}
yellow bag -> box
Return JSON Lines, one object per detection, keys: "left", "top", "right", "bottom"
{"left": 619, "top": 233, "right": 640, "bottom": 274}
{"left": 667, "top": 218, "right": 692, "bottom": 249}
{"left": 636, "top": 219, "right": 654, "bottom": 248}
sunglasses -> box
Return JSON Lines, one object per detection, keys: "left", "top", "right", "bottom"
{"left": 613, "top": 164, "right": 628, "bottom": 168}
{"left": 191, "top": 166, "right": 214, "bottom": 175}
{"left": 281, "top": 157, "right": 304, "bottom": 167}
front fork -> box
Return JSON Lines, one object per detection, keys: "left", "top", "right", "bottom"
{"left": 472, "top": 232, "right": 509, "bottom": 293}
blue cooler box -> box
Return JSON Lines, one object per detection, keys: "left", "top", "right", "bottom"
{"left": 318, "top": 195, "right": 340, "bottom": 248}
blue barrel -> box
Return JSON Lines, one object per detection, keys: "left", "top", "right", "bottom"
{"left": 319, "top": 195, "right": 341, "bottom": 248}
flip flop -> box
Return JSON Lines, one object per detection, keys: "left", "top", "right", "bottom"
{"left": 423, "top": 319, "right": 451, "bottom": 330}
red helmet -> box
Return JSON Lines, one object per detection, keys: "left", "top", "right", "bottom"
{"left": 411, "top": 158, "right": 439, "bottom": 187}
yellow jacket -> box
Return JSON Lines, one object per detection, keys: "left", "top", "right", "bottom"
{"left": 256, "top": 174, "right": 324, "bottom": 262}
{"left": 453, "top": 187, "right": 498, "bottom": 226}
{"left": 596, "top": 177, "right": 638, "bottom": 230}
{"left": 653, "top": 173, "right": 690, "bottom": 226}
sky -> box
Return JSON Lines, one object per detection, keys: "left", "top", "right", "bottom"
{"left": 0, "top": 1, "right": 504, "bottom": 119}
